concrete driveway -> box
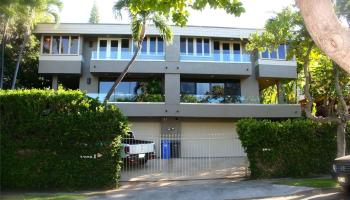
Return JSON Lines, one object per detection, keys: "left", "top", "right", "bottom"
{"left": 87, "top": 179, "right": 314, "bottom": 200}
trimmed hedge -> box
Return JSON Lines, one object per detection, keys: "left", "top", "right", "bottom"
{"left": 0, "top": 89, "right": 129, "bottom": 190}
{"left": 236, "top": 119, "right": 344, "bottom": 178}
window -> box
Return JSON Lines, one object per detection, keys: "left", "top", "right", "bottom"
{"left": 233, "top": 43, "right": 241, "bottom": 62}
{"left": 141, "top": 40, "right": 147, "bottom": 53}
{"left": 42, "top": 36, "right": 51, "bottom": 54}
{"left": 158, "top": 38, "right": 164, "bottom": 53}
{"left": 196, "top": 38, "right": 203, "bottom": 54}
{"left": 150, "top": 37, "right": 156, "bottom": 53}
{"left": 278, "top": 44, "right": 286, "bottom": 59}
{"left": 60, "top": 36, "right": 69, "bottom": 54}
{"left": 180, "top": 38, "right": 186, "bottom": 53}
{"left": 70, "top": 36, "right": 79, "bottom": 54}
{"left": 260, "top": 44, "right": 287, "bottom": 60}
{"left": 52, "top": 36, "right": 60, "bottom": 54}
{"left": 203, "top": 39, "right": 210, "bottom": 55}
{"left": 222, "top": 43, "right": 230, "bottom": 61}
{"left": 121, "top": 39, "right": 129, "bottom": 51}
{"left": 187, "top": 38, "right": 193, "bottom": 54}
{"left": 41, "top": 35, "right": 80, "bottom": 55}
{"left": 99, "top": 40, "right": 107, "bottom": 59}
{"left": 180, "top": 80, "right": 241, "bottom": 103}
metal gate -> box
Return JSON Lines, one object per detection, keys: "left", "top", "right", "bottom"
{"left": 121, "top": 134, "right": 248, "bottom": 181}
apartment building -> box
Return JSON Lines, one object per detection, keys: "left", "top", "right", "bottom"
{"left": 35, "top": 23, "right": 300, "bottom": 158}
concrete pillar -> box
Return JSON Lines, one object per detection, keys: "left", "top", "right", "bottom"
{"left": 164, "top": 73, "right": 180, "bottom": 105}
{"left": 165, "top": 35, "right": 180, "bottom": 62}
{"left": 277, "top": 81, "right": 285, "bottom": 104}
{"left": 52, "top": 75, "right": 58, "bottom": 90}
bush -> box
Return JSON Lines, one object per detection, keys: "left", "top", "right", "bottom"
{"left": 0, "top": 89, "right": 129, "bottom": 190}
{"left": 236, "top": 119, "right": 342, "bottom": 178}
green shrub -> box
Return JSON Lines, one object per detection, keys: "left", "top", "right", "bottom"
{"left": 237, "top": 119, "right": 341, "bottom": 178}
{"left": 0, "top": 89, "right": 129, "bottom": 190}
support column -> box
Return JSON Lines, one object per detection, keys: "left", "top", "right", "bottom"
{"left": 277, "top": 81, "right": 285, "bottom": 104}
{"left": 52, "top": 75, "right": 58, "bottom": 90}
{"left": 164, "top": 73, "right": 180, "bottom": 105}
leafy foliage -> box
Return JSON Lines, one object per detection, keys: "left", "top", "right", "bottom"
{"left": 0, "top": 89, "right": 129, "bottom": 189}
{"left": 237, "top": 119, "right": 347, "bottom": 178}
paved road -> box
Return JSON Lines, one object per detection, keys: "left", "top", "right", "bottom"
{"left": 256, "top": 188, "right": 349, "bottom": 200}
{"left": 87, "top": 179, "right": 315, "bottom": 200}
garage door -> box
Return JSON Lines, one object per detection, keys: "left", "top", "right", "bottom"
{"left": 130, "top": 121, "right": 161, "bottom": 156}
{"left": 181, "top": 122, "right": 245, "bottom": 157}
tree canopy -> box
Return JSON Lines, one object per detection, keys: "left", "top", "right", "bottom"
{"left": 89, "top": 1, "right": 100, "bottom": 24}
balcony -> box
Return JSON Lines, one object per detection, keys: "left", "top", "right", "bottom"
{"left": 256, "top": 59, "right": 297, "bottom": 79}
{"left": 87, "top": 93, "right": 165, "bottom": 103}
{"left": 38, "top": 55, "right": 82, "bottom": 74}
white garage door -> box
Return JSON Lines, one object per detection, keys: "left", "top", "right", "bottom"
{"left": 130, "top": 121, "right": 161, "bottom": 156}
{"left": 181, "top": 122, "right": 245, "bottom": 157}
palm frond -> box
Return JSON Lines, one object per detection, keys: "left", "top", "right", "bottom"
{"left": 152, "top": 14, "right": 173, "bottom": 43}
{"left": 113, "top": 0, "right": 130, "bottom": 19}
{"left": 131, "top": 14, "right": 143, "bottom": 42}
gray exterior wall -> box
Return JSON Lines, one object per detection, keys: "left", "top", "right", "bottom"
{"left": 39, "top": 60, "right": 82, "bottom": 74}
{"left": 36, "top": 23, "right": 300, "bottom": 119}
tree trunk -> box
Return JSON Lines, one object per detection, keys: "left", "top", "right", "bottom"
{"left": 296, "top": 0, "right": 350, "bottom": 74}
{"left": 337, "top": 121, "right": 347, "bottom": 157}
{"left": 103, "top": 23, "right": 146, "bottom": 105}
{"left": 0, "top": 18, "right": 9, "bottom": 89}
{"left": 11, "top": 27, "right": 29, "bottom": 89}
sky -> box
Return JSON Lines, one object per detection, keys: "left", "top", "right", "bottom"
{"left": 59, "top": 0, "right": 295, "bottom": 29}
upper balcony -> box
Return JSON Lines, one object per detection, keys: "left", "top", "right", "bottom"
{"left": 256, "top": 45, "right": 297, "bottom": 79}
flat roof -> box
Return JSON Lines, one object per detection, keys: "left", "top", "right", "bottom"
{"left": 34, "top": 23, "right": 263, "bottom": 39}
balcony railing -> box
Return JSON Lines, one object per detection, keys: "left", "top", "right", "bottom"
{"left": 91, "top": 51, "right": 165, "bottom": 61}
{"left": 180, "top": 53, "right": 251, "bottom": 63}
{"left": 87, "top": 93, "right": 165, "bottom": 102}
{"left": 180, "top": 94, "right": 260, "bottom": 104}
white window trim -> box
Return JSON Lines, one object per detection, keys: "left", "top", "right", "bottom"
{"left": 97, "top": 38, "right": 122, "bottom": 60}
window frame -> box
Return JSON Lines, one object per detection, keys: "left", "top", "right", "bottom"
{"left": 131, "top": 36, "right": 165, "bottom": 55}
{"left": 180, "top": 37, "right": 212, "bottom": 57}
{"left": 259, "top": 44, "right": 287, "bottom": 60}
{"left": 41, "top": 35, "right": 80, "bottom": 55}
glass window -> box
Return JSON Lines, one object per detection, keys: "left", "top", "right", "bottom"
{"left": 187, "top": 38, "right": 193, "bottom": 54}
{"left": 99, "top": 81, "right": 112, "bottom": 94}
{"left": 261, "top": 49, "right": 269, "bottom": 59}
{"left": 278, "top": 44, "right": 286, "bottom": 59}
{"left": 203, "top": 39, "right": 210, "bottom": 55}
{"left": 224, "top": 82, "right": 241, "bottom": 96}
{"left": 110, "top": 40, "right": 118, "bottom": 59}
{"left": 210, "top": 83, "right": 224, "bottom": 95}
{"left": 121, "top": 39, "right": 129, "bottom": 52}
{"left": 180, "top": 82, "right": 196, "bottom": 94}
{"left": 70, "top": 36, "right": 79, "bottom": 54}
{"left": 42, "top": 36, "right": 51, "bottom": 54}
{"left": 150, "top": 37, "right": 156, "bottom": 53}
{"left": 196, "top": 83, "right": 210, "bottom": 95}
{"left": 270, "top": 50, "right": 277, "bottom": 59}
{"left": 180, "top": 38, "right": 186, "bottom": 53}
{"left": 99, "top": 40, "right": 107, "bottom": 59}
{"left": 141, "top": 39, "right": 147, "bottom": 53}
{"left": 196, "top": 38, "right": 203, "bottom": 54}
{"left": 158, "top": 37, "right": 164, "bottom": 53}
{"left": 233, "top": 43, "right": 241, "bottom": 61}
{"left": 222, "top": 43, "right": 230, "bottom": 61}
{"left": 60, "top": 36, "right": 69, "bottom": 54}
{"left": 52, "top": 36, "right": 60, "bottom": 54}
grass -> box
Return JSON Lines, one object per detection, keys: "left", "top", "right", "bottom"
{"left": 1, "top": 194, "right": 86, "bottom": 200}
{"left": 275, "top": 178, "right": 339, "bottom": 189}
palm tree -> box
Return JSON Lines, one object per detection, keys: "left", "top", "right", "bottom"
{"left": 103, "top": 0, "right": 173, "bottom": 104}
{"left": 11, "top": 0, "right": 62, "bottom": 89}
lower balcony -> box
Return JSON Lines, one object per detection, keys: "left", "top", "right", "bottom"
{"left": 38, "top": 55, "right": 82, "bottom": 74}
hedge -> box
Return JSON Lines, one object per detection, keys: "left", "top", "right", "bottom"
{"left": 0, "top": 89, "right": 129, "bottom": 190}
{"left": 236, "top": 119, "right": 349, "bottom": 178}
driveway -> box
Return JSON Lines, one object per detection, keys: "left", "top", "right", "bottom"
{"left": 87, "top": 179, "right": 314, "bottom": 200}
